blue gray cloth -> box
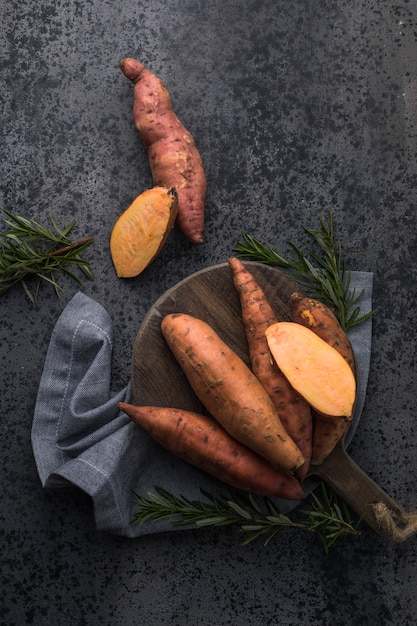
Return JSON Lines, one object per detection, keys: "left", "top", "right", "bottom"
{"left": 31, "top": 271, "right": 373, "bottom": 537}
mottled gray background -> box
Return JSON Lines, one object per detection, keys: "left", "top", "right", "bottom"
{"left": 2, "top": 1, "right": 417, "bottom": 625}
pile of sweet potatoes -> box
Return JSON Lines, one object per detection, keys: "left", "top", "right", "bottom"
{"left": 120, "top": 260, "right": 356, "bottom": 500}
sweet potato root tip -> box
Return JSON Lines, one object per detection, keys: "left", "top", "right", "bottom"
{"left": 119, "top": 403, "right": 303, "bottom": 499}
{"left": 228, "top": 257, "right": 312, "bottom": 479}
{"left": 265, "top": 321, "right": 356, "bottom": 420}
{"left": 160, "top": 312, "right": 305, "bottom": 474}
{"left": 119, "top": 57, "right": 145, "bottom": 83}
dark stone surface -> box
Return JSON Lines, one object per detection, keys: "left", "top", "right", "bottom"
{"left": 2, "top": 1, "right": 417, "bottom": 624}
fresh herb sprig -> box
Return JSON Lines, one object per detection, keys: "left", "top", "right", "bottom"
{"left": 0, "top": 211, "right": 94, "bottom": 303}
{"left": 133, "top": 483, "right": 361, "bottom": 554}
{"left": 233, "top": 211, "right": 373, "bottom": 331}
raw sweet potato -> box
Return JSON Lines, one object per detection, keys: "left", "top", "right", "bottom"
{"left": 265, "top": 321, "right": 356, "bottom": 420}
{"left": 110, "top": 186, "right": 178, "bottom": 277}
{"left": 119, "top": 57, "right": 207, "bottom": 244}
{"left": 228, "top": 257, "right": 312, "bottom": 480}
{"left": 161, "top": 313, "right": 305, "bottom": 473}
{"left": 291, "top": 293, "right": 356, "bottom": 464}
{"left": 119, "top": 403, "right": 304, "bottom": 499}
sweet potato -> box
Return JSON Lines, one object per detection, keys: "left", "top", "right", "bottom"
{"left": 119, "top": 403, "right": 304, "bottom": 499}
{"left": 119, "top": 57, "right": 207, "bottom": 244}
{"left": 291, "top": 293, "right": 356, "bottom": 464}
{"left": 161, "top": 313, "right": 304, "bottom": 473}
{"left": 265, "top": 322, "right": 356, "bottom": 420}
{"left": 291, "top": 293, "right": 355, "bottom": 371}
{"left": 110, "top": 186, "right": 178, "bottom": 277}
{"left": 228, "top": 257, "right": 312, "bottom": 480}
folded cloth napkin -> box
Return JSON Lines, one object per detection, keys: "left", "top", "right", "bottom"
{"left": 32, "top": 272, "right": 373, "bottom": 538}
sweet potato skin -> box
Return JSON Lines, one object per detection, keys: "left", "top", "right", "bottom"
{"left": 290, "top": 294, "right": 356, "bottom": 464}
{"left": 119, "top": 403, "right": 304, "bottom": 499}
{"left": 161, "top": 313, "right": 304, "bottom": 473}
{"left": 119, "top": 57, "right": 206, "bottom": 245}
{"left": 228, "top": 257, "right": 312, "bottom": 480}
{"left": 310, "top": 416, "right": 348, "bottom": 465}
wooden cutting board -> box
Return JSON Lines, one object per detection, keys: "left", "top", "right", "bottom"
{"left": 131, "top": 261, "right": 408, "bottom": 540}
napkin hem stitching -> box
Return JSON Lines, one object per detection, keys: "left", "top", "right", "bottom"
{"left": 78, "top": 457, "right": 126, "bottom": 529}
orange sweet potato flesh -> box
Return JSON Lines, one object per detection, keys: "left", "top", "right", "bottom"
{"left": 228, "top": 257, "right": 312, "bottom": 480}
{"left": 265, "top": 321, "right": 356, "bottom": 420}
{"left": 119, "top": 403, "right": 304, "bottom": 500}
{"left": 110, "top": 186, "right": 178, "bottom": 278}
{"left": 161, "top": 313, "right": 305, "bottom": 473}
{"left": 119, "top": 57, "right": 207, "bottom": 245}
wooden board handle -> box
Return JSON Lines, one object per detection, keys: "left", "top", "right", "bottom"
{"left": 309, "top": 443, "right": 417, "bottom": 540}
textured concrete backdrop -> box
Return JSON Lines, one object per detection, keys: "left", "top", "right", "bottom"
{"left": 2, "top": 1, "right": 417, "bottom": 625}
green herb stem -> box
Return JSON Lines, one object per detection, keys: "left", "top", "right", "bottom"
{"left": 133, "top": 484, "right": 361, "bottom": 554}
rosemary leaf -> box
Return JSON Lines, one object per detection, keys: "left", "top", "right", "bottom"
{"left": 248, "top": 493, "right": 264, "bottom": 514}
{"left": 195, "top": 516, "right": 231, "bottom": 527}
{"left": 226, "top": 501, "right": 254, "bottom": 519}
{"left": 48, "top": 213, "right": 76, "bottom": 240}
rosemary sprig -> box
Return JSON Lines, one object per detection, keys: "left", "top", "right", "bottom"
{"left": 0, "top": 211, "right": 94, "bottom": 303}
{"left": 133, "top": 483, "right": 361, "bottom": 554}
{"left": 233, "top": 211, "right": 373, "bottom": 331}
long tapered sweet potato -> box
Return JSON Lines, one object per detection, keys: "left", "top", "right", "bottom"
{"left": 291, "top": 293, "right": 357, "bottom": 464}
{"left": 119, "top": 403, "right": 304, "bottom": 499}
{"left": 228, "top": 257, "right": 312, "bottom": 480}
{"left": 265, "top": 321, "right": 356, "bottom": 420}
{"left": 119, "top": 57, "right": 207, "bottom": 244}
{"left": 161, "top": 313, "right": 305, "bottom": 473}
{"left": 110, "top": 186, "right": 178, "bottom": 277}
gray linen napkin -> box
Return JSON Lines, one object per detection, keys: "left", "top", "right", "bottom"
{"left": 32, "top": 272, "right": 373, "bottom": 537}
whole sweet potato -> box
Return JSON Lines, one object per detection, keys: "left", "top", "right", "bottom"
{"left": 119, "top": 403, "right": 304, "bottom": 500}
{"left": 228, "top": 257, "right": 312, "bottom": 480}
{"left": 161, "top": 312, "right": 304, "bottom": 474}
{"left": 120, "top": 57, "right": 207, "bottom": 244}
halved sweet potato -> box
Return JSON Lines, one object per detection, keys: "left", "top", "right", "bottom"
{"left": 110, "top": 186, "right": 178, "bottom": 277}
{"left": 265, "top": 321, "right": 356, "bottom": 420}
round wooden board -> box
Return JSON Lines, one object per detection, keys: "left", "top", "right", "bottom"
{"left": 131, "top": 261, "right": 299, "bottom": 410}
